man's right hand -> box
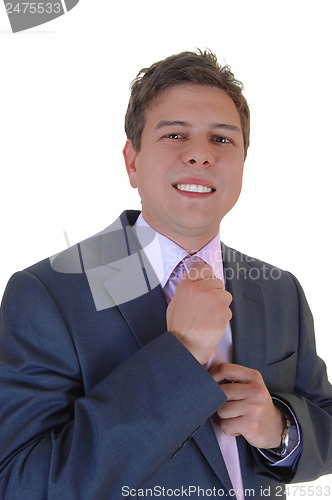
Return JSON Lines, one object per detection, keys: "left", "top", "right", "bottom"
{"left": 166, "top": 260, "right": 232, "bottom": 365}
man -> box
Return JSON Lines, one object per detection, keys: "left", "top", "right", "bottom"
{"left": 0, "top": 50, "right": 331, "bottom": 499}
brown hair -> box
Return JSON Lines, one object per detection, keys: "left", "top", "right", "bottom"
{"left": 125, "top": 49, "right": 250, "bottom": 158}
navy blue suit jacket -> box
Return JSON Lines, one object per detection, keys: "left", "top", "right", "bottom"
{"left": 1, "top": 210, "right": 332, "bottom": 499}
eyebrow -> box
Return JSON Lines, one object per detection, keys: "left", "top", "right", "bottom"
{"left": 155, "top": 120, "right": 241, "bottom": 133}
{"left": 156, "top": 120, "right": 189, "bottom": 129}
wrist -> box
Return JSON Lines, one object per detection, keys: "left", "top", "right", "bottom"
{"left": 267, "top": 398, "right": 298, "bottom": 458}
{"left": 269, "top": 417, "right": 291, "bottom": 457}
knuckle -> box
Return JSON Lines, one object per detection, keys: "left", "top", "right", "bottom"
{"left": 219, "top": 304, "right": 232, "bottom": 320}
{"left": 250, "top": 368, "right": 263, "bottom": 383}
{"left": 251, "top": 384, "right": 269, "bottom": 403}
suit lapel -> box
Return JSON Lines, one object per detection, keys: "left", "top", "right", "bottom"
{"left": 117, "top": 285, "right": 168, "bottom": 348}
{"left": 193, "top": 421, "right": 234, "bottom": 493}
{"left": 81, "top": 210, "right": 160, "bottom": 314}
{"left": 104, "top": 211, "right": 168, "bottom": 348}
{"left": 222, "top": 243, "right": 267, "bottom": 374}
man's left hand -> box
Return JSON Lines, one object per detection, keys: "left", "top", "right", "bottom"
{"left": 209, "top": 363, "right": 285, "bottom": 449}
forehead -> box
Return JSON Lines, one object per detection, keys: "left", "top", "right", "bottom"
{"left": 146, "top": 84, "right": 242, "bottom": 128}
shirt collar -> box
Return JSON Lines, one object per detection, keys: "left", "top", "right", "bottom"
{"left": 133, "top": 214, "right": 224, "bottom": 287}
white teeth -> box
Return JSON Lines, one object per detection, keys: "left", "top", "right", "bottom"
{"left": 176, "top": 184, "right": 213, "bottom": 193}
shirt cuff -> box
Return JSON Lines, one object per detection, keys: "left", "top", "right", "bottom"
{"left": 257, "top": 397, "right": 301, "bottom": 467}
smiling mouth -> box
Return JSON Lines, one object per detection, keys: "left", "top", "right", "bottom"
{"left": 174, "top": 184, "right": 215, "bottom": 193}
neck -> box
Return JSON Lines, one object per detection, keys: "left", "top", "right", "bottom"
{"left": 167, "top": 233, "right": 217, "bottom": 255}
{"left": 140, "top": 217, "right": 219, "bottom": 254}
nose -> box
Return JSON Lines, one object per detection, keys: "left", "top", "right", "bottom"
{"left": 182, "top": 139, "right": 215, "bottom": 167}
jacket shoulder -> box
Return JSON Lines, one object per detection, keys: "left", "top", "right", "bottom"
{"left": 221, "top": 242, "right": 298, "bottom": 293}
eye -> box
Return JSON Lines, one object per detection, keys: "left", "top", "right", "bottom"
{"left": 163, "top": 133, "right": 184, "bottom": 139}
{"left": 213, "top": 136, "right": 231, "bottom": 144}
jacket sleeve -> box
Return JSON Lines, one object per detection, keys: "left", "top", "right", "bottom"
{"left": 253, "top": 272, "right": 332, "bottom": 484}
{"left": 0, "top": 270, "right": 226, "bottom": 499}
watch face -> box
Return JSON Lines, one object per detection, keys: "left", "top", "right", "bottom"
{"left": 280, "top": 419, "right": 292, "bottom": 456}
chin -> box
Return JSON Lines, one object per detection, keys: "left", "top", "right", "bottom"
{"left": 174, "top": 218, "right": 217, "bottom": 234}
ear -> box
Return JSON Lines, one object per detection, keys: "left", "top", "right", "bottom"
{"left": 123, "top": 139, "right": 138, "bottom": 188}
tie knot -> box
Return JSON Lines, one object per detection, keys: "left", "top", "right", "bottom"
{"left": 182, "top": 255, "right": 205, "bottom": 273}
{"left": 164, "top": 256, "right": 204, "bottom": 294}
{"left": 163, "top": 257, "right": 212, "bottom": 303}
{"left": 182, "top": 256, "right": 216, "bottom": 281}
{"left": 174, "top": 256, "right": 205, "bottom": 281}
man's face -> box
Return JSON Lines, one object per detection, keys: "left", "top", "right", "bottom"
{"left": 124, "top": 84, "right": 245, "bottom": 250}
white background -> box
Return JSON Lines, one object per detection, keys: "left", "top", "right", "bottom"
{"left": 0, "top": 0, "right": 331, "bottom": 494}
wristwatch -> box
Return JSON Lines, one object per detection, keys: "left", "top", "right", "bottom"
{"left": 270, "top": 418, "right": 292, "bottom": 457}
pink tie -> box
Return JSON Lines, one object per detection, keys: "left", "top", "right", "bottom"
{"left": 164, "top": 257, "right": 244, "bottom": 500}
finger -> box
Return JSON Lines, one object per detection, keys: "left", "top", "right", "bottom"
{"left": 217, "top": 400, "right": 245, "bottom": 420}
{"left": 220, "top": 416, "right": 243, "bottom": 438}
{"left": 219, "top": 382, "right": 248, "bottom": 401}
{"left": 181, "top": 275, "right": 225, "bottom": 291}
{"left": 220, "top": 289, "right": 232, "bottom": 307}
{"left": 209, "top": 363, "right": 262, "bottom": 385}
